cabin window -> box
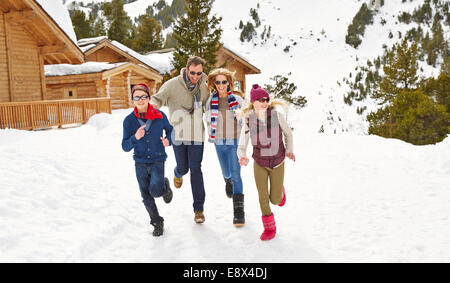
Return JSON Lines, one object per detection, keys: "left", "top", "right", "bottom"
{"left": 234, "top": 81, "right": 242, "bottom": 92}
{"left": 64, "top": 87, "right": 77, "bottom": 99}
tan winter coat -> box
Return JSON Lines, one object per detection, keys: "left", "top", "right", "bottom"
{"left": 150, "top": 68, "right": 210, "bottom": 142}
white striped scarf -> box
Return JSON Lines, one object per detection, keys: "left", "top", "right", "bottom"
{"left": 209, "top": 88, "right": 241, "bottom": 142}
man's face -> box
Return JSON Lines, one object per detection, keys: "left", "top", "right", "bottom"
{"left": 187, "top": 64, "right": 203, "bottom": 85}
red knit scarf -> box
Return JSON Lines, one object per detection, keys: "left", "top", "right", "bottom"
{"left": 133, "top": 103, "right": 163, "bottom": 120}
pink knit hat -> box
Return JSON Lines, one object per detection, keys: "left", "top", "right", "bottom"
{"left": 250, "top": 84, "right": 269, "bottom": 102}
{"left": 131, "top": 83, "right": 150, "bottom": 96}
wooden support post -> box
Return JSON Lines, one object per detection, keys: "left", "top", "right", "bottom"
{"left": 4, "top": 13, "right": 14, "bottom": 102}
{"left": 57, "top": 102, "right": 62, "bottom": 128}
{"left": 29, "top": 104, "right": 35, "bottom": 130}
{"left": 82, "top": 101, "right": 86, "bottom": 123}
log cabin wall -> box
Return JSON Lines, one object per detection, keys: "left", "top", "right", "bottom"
{"left": 85, "top": 47, "right": 128, "bottom": 63}
{"left": 130, "top": 73, "right": 153, "bottom": 94}
{"left": 6, "top": 18, "right": 43, "bottom": 102}
{"left": 0, "top": 14, "right": 9, "bottom": 102}
{"left": 109, "top": 73, "right": 129, "bottom": 109}
{"left": 45, "top": 73, "right": 103, "bottom": 100}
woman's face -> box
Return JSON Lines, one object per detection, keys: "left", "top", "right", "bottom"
{"left": 214, "top": 74, "right": 229, "bottom": 94}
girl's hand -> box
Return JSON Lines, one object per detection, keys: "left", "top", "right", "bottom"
{"left": 286, "top": 152, "right": 296, "bottom": 162}
{"left": 161, "top": 137, "right": 170, "bottom": 147}
{"left": 239, "top": 157, "right": 249, "bottom": 166}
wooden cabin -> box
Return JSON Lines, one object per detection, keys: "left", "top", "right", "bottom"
{"left": 79, "top": 36, "right": 165, "bottom": 90}
{"left": 44, "top": 36, "right": 164, "bottom": 110}
{"left": 45, "top": 62, "right": 163, "bottom": 109}
{"left": 0, "top": 0, "right": 112, "bottom": 130}
{"left": 216, "top": 45, "right": 261, "bottom": 93}
{"left": 0, "top": 0, "right": 83, "bottom": 104}
{"left": 145, "top": 46, "right": 261, "bottom": 95}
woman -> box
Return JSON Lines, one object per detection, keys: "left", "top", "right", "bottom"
{"left": 205, "top": 68, "right": 246, "bottom": 226}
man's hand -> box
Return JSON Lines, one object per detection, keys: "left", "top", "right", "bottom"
{"left": 161, "top": 137, "right": 170, "bottom": 147}
{"left": 135, "top": 125, "right": 146, "bottom": 140}
{"left": 286, "top": 152, "right": 296, "bottom": 162}
{"left": 239, "top": 157, "right": 249, "bottom": 166}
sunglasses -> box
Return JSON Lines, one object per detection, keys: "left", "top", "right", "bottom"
{"left": 132, "top": 95, "right": 149, "bottom": 101}
{"left": 189, "top": 71, "right": 203, "bottom": 76}
{"left": 214, "top": 80, "right": 228, "bottom": 85}
{"left": 256, "top": 97, "right": 270, "bottom": 103}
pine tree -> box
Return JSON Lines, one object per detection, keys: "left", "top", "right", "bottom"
{"left": 374, "top": 39, "right": 419, "bottom": 105}
{"left": 91, "top": 13, "right": 107, "bottom": 37}
{"left": 71, "top": 10, "right": 92, "bottom": 40}
{"left": 133, "top": 14, "right": 163, "bottom": 53}
{"left": 368, "top": 89, "right": 449, "bottom": 145}
{"left": 422, "top": 73, "right": 450, "bottom": 113}
{"left": 264, "top": 75, "right": 307, "bottom": 109}
{"left": 102, "top": 0, "right": 133, "bottom": 44}
{"left": 171, "top": 0, "right": 223, "bottom": 74}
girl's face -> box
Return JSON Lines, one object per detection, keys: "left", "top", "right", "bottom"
{"left": 214, "top": 74, "right": 229, "bottom": 94}
{"left": 253, "top": 97, "right": 270, "bottom": 111}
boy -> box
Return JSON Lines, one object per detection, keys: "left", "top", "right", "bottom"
{"left": 122, "top": 83, "right": 174, "bottom": 237}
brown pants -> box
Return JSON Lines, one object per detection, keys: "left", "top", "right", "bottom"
{"left": 253, "top": 161, "right": 285, "bottom": 216}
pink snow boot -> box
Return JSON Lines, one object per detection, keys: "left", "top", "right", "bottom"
{"left": 260, "top": 213, "right": 276, "bottom": 241}
{"left": 279, "top": 186, "right": 286, "bottom": 207}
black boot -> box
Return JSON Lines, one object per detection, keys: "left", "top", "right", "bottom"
{"left": 225, "top": 178, "right": 233, "bottom": 198}
{"left": 151, "top": 220, "right": 164, "bottom": 237}
{"left": 163, "top": 177, "right": 173, "bottom": 204}
{"left": 232, "top": 194, "right": 245, "bottom": 226}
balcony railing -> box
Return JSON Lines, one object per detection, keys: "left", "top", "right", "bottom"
{"left": 0, "top": 98, "right": 112, "bottom": 130}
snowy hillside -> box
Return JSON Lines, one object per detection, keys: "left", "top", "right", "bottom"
{"left": 211, "top": 0, "right": 449, "bottom": 134}
{"left": 65, "top": 0, "right": 448, "bottom": 135}
{"left": 0, "top": 109, "right": 449, "bottom": 262}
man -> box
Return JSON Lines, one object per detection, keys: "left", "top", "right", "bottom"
{"left": 150, "top": 56, "right": 210, "bottom": 224}
{"left": 122, "top": 83, "right": 174, "bottom": 236}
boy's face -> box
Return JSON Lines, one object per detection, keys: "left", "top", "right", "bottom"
{"left": 133, "top": 90, "right": 150, "bottom": 111}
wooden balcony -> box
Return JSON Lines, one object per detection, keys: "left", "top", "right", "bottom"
{"left": 0, "top": 98, "right": 112, "bottom": 130}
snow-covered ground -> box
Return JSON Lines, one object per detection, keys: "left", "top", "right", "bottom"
{"left": 1, "top": 0, "right": 448, "bottom": 263}
{"left": 0, "top": 109, "right": 449, "bottom": 263}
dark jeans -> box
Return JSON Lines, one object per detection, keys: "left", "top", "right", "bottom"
{"left": 135, "top": 162, "right": 165, "bottom": 224}
{"left": 214, "top": 139, "right": 243, "bottom": 194}
{"left": 173, "top": 142, "right": 205, "bottom": 212}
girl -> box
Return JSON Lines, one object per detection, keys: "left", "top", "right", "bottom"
{"left": 237, "top": 84, "right": 296, "bottom": 241}
{"left": 205, "top": 68, "right": 246, "bottom": 226}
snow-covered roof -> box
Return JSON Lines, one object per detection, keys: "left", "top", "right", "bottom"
{"left": 143, "top": 49, "right": 175, "bottom": 75}
{"left": 77, "top": 36, "right": 170, "bottom": 75}
{"left": 45, "top": 62, "right": 126, "bottom": 77}
{"left": 110, "top": 41, "right": 170, "bottom": 75}
{"left": 35, "top": 0, "right": 78, "bottom": 44}
{"left": 77, "top": 36, "right": 108, "bottom": 47}
{"left": 144, "top": 46, "right": 260, "bottom": 74}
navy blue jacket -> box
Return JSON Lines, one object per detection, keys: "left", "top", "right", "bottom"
{"left": 122, "top": 110, "right": 173, "bottom": 163}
